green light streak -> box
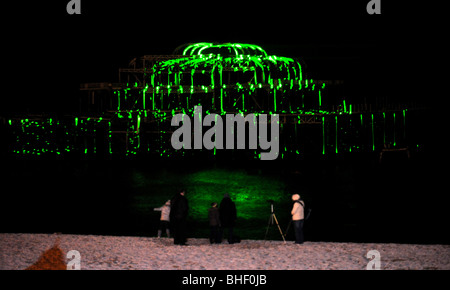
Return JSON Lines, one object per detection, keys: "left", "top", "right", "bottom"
{"left": 318, "top": 89, "right": 322, "bottom": 107}
{"left": 143, "top": 85, "right": 148, "bottom": 111}
{"left": 137, "top": 114, "right": 141, "bottom": 134}
{"left": 220, "top": 88, "right": 224, "bottom": 113}
{"left": 335, "top": 115, "right": 338, "bottom": 154}
{"left": 273, "top": 87, "right": 277, "bottom": 112}
{"left": 117, "top": 91, "right": 121, "bottom": 110}
{"left": 322, "top": 116, "right": 326, "bottom": 155}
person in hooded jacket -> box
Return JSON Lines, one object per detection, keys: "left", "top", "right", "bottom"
{"left": 291, "top": 193, "right": 305, "bottom": 244}
{"left": 154, "top": 200, "right": 171, "bottom": 238}
{"left": 219, "top": 193, "right": 237, "bottom": 244}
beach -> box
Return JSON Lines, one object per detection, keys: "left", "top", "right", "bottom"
{"left": 1, "top": 233, "right": 449, "bottom": 270}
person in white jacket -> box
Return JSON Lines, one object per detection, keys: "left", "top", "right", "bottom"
{"left": 154, "top": 200, "right": 171, "bottom": 238}
{"left": 291, "top": 194, "right": 305, "bottom": 244}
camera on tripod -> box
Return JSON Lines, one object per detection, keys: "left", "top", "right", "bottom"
{"left": 264, "top": 199, "right": 286, "bottom": 243}
{"left": 266, "top": 200, "right": 275, "bottom": 213}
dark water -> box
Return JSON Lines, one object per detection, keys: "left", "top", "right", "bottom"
{"left": 0, "top": 151, "right": 447, "bottom": 244}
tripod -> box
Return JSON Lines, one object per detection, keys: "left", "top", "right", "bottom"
{"left": 264, "top": 202, "right": 286, "bottom": 243}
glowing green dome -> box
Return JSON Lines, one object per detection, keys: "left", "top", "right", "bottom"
{"left": 181, "top": 42, "right": 268, "bottom": 57}
{"left": 151, "top": 42, "right": 303, "bottom": 114}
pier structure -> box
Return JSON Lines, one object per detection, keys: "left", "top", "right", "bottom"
{"left": 2, "top": 43, "right": 418, "bottom": 160}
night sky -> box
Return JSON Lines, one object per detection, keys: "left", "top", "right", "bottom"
{"left": 3, "top": 1, "right": 439, "bottom": 113}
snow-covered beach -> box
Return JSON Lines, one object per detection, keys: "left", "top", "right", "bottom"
{"left": 1, "top": 233, "right": 449, "bottom": 270}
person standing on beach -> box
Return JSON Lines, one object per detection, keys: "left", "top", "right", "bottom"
{"left": 208, "top": 202, "right": 221, "bottom": 244}
{"left": 219, "top": 193, "right": 237, "bottom": 244}
{"left": 154, "top": 200, "right": 171, "bottom": 238}
{"left": 291, "top": 194, "right": 305, "bottom": 244}
{"left": 170, "top": 189, "right": 189, "bottom": 245}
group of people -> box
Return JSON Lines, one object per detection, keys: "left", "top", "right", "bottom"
{"left": 207, "top": 193, "right": 237, "bottom": 244}
{"left": 154, "top": 190, "right": 305, "bottom": 245}
{"left": 154, "top": 189, "right": 190, "bottom": 245}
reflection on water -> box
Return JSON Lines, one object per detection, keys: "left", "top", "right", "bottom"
{"left": 132, "top": 168, "right": 286, "bottom": 220}
{"left": 0, "top": 154, "right": 446, "bottom": 244}
{"left": 127, "top": 166, "right": 290, "bottom": 240}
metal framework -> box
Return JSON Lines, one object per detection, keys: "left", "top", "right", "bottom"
{"left": 2, "top": 43, "right": 417, "bottom": 159}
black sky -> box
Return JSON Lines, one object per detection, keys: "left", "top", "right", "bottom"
{"left": 3, "top": 1, "right": 440, "bottom": 113}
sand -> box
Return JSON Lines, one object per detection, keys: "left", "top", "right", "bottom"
{"left": 1, "top": 233, "right": 449, "bottom": 270}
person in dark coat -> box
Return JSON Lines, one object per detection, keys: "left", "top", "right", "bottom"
{"left": 170, "top": 189, "right": 189, "bottom": 245}
{"left": 208, "top": 202, "right": 221, "bottom": 244}
{"left": 219, "top": 193, "right": 237, "bottom": 244}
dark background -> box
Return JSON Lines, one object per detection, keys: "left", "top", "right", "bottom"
{"left": 3, "top": 1, "right": 440, "bottom": 113}
{"left": 1, "top": 1, "right": 447, "bottom": 244}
